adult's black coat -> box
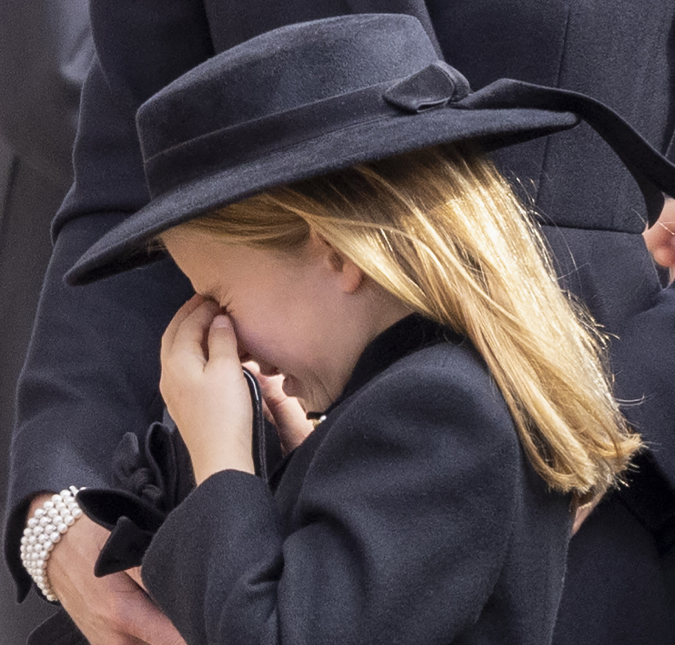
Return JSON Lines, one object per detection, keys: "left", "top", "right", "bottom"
{"left": 0, "top": 0, "right": 92, "bottom": 640}
{"left": 5, "top": 1, "right": 675, "bottom": 643}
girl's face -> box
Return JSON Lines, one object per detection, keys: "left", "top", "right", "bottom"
{"left": 162, "top": 228, "right": 408, "bottom": 412}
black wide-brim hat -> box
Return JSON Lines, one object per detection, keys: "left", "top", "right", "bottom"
{"left": 68, "top": 13, "right": 675, "bottom": 285}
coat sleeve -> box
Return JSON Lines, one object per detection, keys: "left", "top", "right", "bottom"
{"left": 141, "top": 357, "right": 523, "bottom": 645}
{"left": 3, "top": 0, "right": 213, "bottom": 597}
{"left": 3, "top": 0, "right": 447, "bottom": 599}
{"left": 0, "top": 0, "right": 91, "bottom": 187}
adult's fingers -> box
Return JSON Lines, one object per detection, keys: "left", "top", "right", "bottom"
{"left": 119, "top": 589, "right": 187, "bottom": 645}
{"left": 571, "top": 493, "right": 603, "bottom": 535}
{"left": 42, "top": 511, "right": 185, "bottom": 645}
{"left": 126, "top": 566, "right": 146, "bottom": 592}
{"left": 644, "top": 199, "right": 675, "bottom": 269}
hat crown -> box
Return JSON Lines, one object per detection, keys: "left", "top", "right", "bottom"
{"left": 71, "top": 13, "right": 675, "bottom": 286}
{"left": 137, "top": 14, "right": 438, "bottom": 160}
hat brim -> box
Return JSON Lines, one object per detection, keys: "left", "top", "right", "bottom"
{"left": 67, "top": 106, "right": 578, "bottom": 285}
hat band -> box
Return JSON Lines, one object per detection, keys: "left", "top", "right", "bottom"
{"left": 143, "top": 61, "right": 469, "bottom": 199}
{"left": 143, "top": 65, "right": 675, "bottom": 226}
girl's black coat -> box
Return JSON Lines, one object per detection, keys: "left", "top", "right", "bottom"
{"left": 5, "top": 1, "right": 675, "bottom": 643}
{"left": 140, "top": 315, "right": 570, "bottom": 644}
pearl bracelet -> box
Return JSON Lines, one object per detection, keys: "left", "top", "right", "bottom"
{"left": 20, "top": 486, "right": 84, "bottom": 602}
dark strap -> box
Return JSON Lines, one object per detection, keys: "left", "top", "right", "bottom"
{"left": 243, "top": 366, "right": 269, "bottom": 482}
{"left": 458, "top": 79, "right": 675, "bottom": 226}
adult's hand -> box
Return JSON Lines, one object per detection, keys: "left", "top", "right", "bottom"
{"left": 644, "top": 198, "right": 675, "bottom": 279}
{"left": 571, "top": 493, "right": 604, "bottom": 536}
{"left": 30, "top": 494, "right": 186, "bottom": 645}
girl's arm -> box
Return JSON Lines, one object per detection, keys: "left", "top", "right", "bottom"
{"left": 148, "top": 315, "right": 554, "bottom": 644}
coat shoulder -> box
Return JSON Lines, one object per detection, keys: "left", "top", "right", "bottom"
{"left": 334, "top": 339, "right": 520, "bottom": 461}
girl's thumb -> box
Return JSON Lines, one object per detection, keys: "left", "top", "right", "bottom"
{"left": 208, "top": 315, "right": 237, "bottom": 360}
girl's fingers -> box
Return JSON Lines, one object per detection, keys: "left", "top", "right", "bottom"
{"left": 162, "top": 294, "right": 207, "bottom": 350}
{"left": 262, "top": 375, "right": 314, "bottom": 453}
{"left": 243, "top": 363, "right": 314, "bottom": 453}
{"left": 163, "top": 299, "right": 220, "bottom": 366}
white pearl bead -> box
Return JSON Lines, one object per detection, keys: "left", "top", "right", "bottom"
{"left": 23, "top": 485, "right": 84, "bottom": 601}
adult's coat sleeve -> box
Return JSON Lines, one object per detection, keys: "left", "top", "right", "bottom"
{"left": 4, "top": 0, "right": 213, "bottom": 597}
{"left": 2, "top": 0, "right": 447, "bottom": 597}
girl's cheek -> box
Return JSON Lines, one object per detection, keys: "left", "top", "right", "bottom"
{"left": 233, "top": 330, "right": 262, "bottom": 365}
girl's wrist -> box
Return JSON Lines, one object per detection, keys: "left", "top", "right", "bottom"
{"left": 191, "top": 444, "right": 256, "bottom": 485}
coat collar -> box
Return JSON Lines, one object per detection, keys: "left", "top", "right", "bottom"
{"left": 269, "top": 314, "right": 462, "bottom": 491}
{"left": 307, "top": 313, "right": 462, "bottom": 420}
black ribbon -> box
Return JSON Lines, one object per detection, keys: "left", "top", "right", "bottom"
{"left": 76, "top": 367, "right": 270, "bottom": 576}
{"left": 454, "top": 79, "right": 675, "bottom": 226}
{"left": 384, "top": 62, "right": 675, "bottom": 225}
{"left": 383, "top": 61, "right": 470, "bottom": 112}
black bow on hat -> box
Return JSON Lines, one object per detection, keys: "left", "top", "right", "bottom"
{"left": 67, "top": 13, "right": 675, "bottom": 285}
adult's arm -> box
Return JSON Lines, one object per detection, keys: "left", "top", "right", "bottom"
{"left": 0, "top": 0, "right": 91, "bottom": 186}
{"left": 4, "top": 0, "right": 213, "bottom": 599}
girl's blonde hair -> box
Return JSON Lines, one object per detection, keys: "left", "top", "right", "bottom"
{"left": 175, "top": 144, "right": 641, "bottom": 502}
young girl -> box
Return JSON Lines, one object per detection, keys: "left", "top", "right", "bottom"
{"left": 61, "top": 12, "right": 675, "bottom": 645}
{"left": 147, "top": 141, "right": 637, "bottom": 644}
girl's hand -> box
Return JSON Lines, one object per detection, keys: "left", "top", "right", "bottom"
{"left": 160, "top": 295, "right": 255, "bottom": 484}
{"left": 243, "top": 361, "right": 315, "bottom": 454}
